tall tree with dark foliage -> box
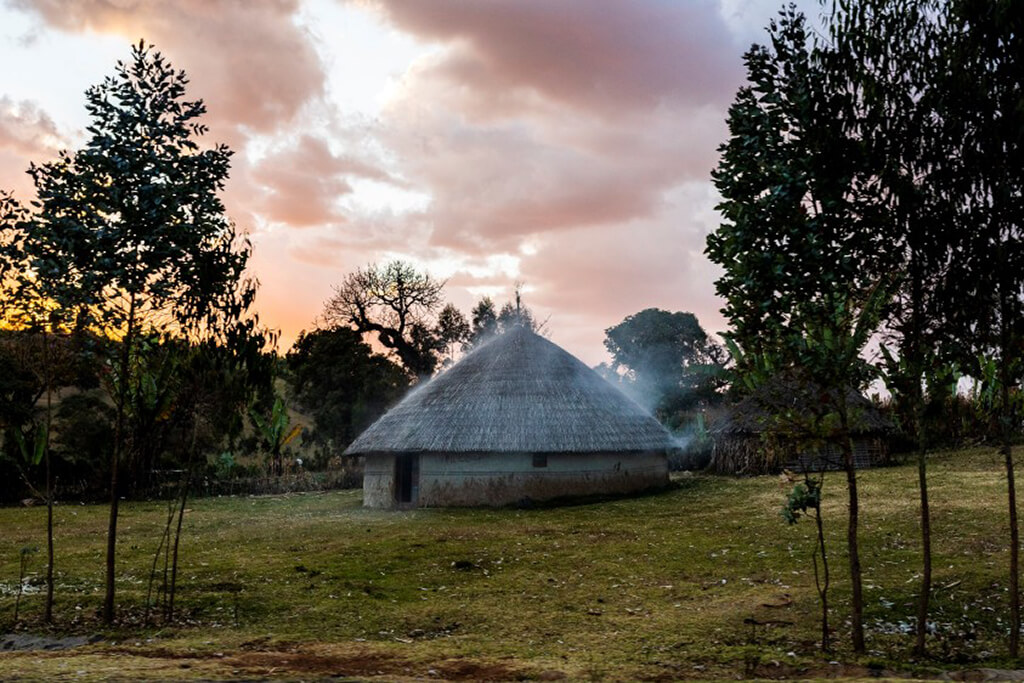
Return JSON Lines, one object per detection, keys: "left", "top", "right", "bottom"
{"left": 288, "top": 327, "right": 409, "bottom": 449}
{"left": 939, "top": 0, "right": 1024, "bottom": 656}
{"left": 603, "top": 308, "right": 724, "bottom": 418}
{"left": 707, "top": 7, "right": 892, "bottom": 653}
{"left": 23, "top": 41, "right": 255, "bottom": 624}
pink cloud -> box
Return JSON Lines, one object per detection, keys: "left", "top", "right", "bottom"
{"left": 0, "top": 97, "right": 65, "bottom": 201}
{"left": 379, "top": 60, "right": 729, "bottom": 251}
{"left": 11, "top": 0, "right": 325, "bottom": 137}
{"left": 342, "top": 0, "right": 747, "bottom": 361}
{"left": 368, "top": 0, "right": 741, "bottom": 116}
{"left": 250, "top": 134, "right": 396, "bottom": 227}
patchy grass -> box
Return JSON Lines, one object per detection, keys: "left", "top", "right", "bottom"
{"left": 0, "top": 446, "right": 1020, "bottom": 680}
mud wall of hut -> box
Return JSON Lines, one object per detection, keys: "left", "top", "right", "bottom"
{"left": 363, "top": 451, "right": 669, "bottom": 508}
{"left": 363, "top": 455, "right": 397, "bottom": 508}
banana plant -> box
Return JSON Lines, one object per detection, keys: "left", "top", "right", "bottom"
{"left": 249, "top": 397, "right": 302, "bottom": 475}
{"left": 7, "top": 422, "right": 48, "bottom": 500}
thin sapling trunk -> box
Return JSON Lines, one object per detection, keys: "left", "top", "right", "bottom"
{"left": 910, "top": 373, "right": 932, "bottom": 657}
{"left": 914, "top": 415, "right": 932, "bottom": 656}
{"left": 813, "top": 489, "right": 831, "bottom": 653}
{"left": 43, "top": 328, "right": 54, "bottom": 624}
{"left": 145, "top": 499, "right": 175, "bottom": 625}
{"left": 104, "top": 293, "right": 136, "bottom": 624}
{"left": 1004, "top": 377, "right": 1020, "bottom": 659}
{"left": 167, "top": 410, "right": 200, "bottom": 621}
{"left": 839, "top": 395, "right": 866, "bottom": 653}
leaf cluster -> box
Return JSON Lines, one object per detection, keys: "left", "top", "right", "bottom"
{"left": 781, "top": 476, "right": 822, "bottom": 525}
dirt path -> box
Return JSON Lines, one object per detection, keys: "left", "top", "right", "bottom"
{"left": 0, "top": 640, "right": 567, "bottom": 681}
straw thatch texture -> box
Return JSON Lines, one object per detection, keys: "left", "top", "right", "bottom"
{"left": 345, "top": 326, "right": 673, "bottom": 455}
{"left": 709, "top": 380, "right": 892, "bottom": 475}
{"left": 712, "top": 388, "right": 891, "bottom": 436}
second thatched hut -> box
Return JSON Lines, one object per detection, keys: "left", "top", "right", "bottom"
{"left": 345, "top": 325, "right": 674, "bottom": 508}
{"left": 709, "top": 380, "right": 892, "bottom": 475}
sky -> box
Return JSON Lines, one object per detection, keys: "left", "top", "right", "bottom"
{"left": 0, "top": 0, "right": 819, "bottom": 366}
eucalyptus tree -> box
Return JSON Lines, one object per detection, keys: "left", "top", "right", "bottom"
{"left": 938, "top": 0, "right": 1024, "bottom": 657}
{"left": 24, "top": 41, "right": 252, "bottom": 624}
{"left": 707, "top": 6, "right": 893, "bottom": 653}
{"left": 820, "top": 0, "right": 958, "bottom": 656}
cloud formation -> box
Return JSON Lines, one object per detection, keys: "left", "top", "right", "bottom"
{"left": 251, "top": 134, "right": 396, "bottom": 228}
{"left": 368, "top": 0, "right": 741, "bottom": 116}
{"left": 351, "top": 0, "right": 747, "bottom": 358}
{"left": 2, "top": 0, "right": 788, "bottom": 363}
{"left": 0, "top": 96, "right": 64, "bottom": 198}
{"left": 11, "top": 0, "right": 325, "bottom": 136}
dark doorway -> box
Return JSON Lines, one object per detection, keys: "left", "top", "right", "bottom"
{"left": 395, "top": 454, "right": 419, "bottom": 505}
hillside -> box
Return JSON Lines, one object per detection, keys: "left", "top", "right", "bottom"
{"left": 0, "top": 446, "right": 1020, "bottom": 680}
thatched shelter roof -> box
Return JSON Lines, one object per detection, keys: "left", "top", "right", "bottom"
{"left": 345, "top": 326, "right": 674, "bottom": 454}
{"left": 711, "top": 377, "right": 892, "bottom": 437}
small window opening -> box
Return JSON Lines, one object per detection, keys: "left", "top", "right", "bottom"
{"left": 532, "top": 453, "right": 548, "bottom": 468}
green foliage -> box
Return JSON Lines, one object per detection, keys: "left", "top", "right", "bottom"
{"left": 50, "top": 392, "right": 115, "bottom": 485}
{"left": 11, "top": 40, "right": 270, "bottom": 492}
{"left": 214, "top": 451, "right": 236, "bottom": 479}
{"left": 10, "top": 40, "right": 269, "bottom": 623}
{"left": 287, "top": 326, "right": 409, "bottom": 451}
{"left": 782, "top": 477, "right": 821, "bottom": 526}
{"left": 603, "top": 308, "right": 726, "bottom": 416}
{"left": 468, "top": 297, "right": 498, "bottom": 347}
{"left": 465, "top": 288, "right": 540, "bottom": 350}
{"left": 435, "top": 303, "right": 470, "bottom": 365}
{"left": 25, "top": 41, "right": 250, "bottom": 339}
{"left": 707, "top": 6, "right": 906, "bottom": 653}
{"left": 706, "top": 7, "right": 890, "bottom": 362}
{"left": 11, "top": 422, "right": 47, "bottom": 467}
{"left": 249, "top": 397, "right": 300, "bottom": 457}
{"left": 0, "top": 334, "right": 43, "bottom": 436}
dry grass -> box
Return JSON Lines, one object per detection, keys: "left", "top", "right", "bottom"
{"left": 0, "top": 446, "right": 1020, "bottom": 680}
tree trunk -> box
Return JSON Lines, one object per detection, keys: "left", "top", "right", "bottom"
{"left": 145, "top": 501, "right": 174, "bottom": 626}
{"left": 908, "top": 256, "right": 932, "bottom": 658}
{"left": 104, "top": 294, "right": 136, "bottom": 624}
{"left": 43, "top": 329, "right": 54, "bottom": 624}
{"left": 998, "top": 282, "right": 1020, "bottom": 660}
{"left": 914, "top": 439, "right": 932, "bottom": 656}
{"left": 839, "top": 397, "right": 866, "bottom": 653}
{"left": 1004, "top": 375, "right": 1020, "bottom": 659}
{"left": 913, "top": 387, "right": 932, "bottom": 657}
{"left": 814, "top": 498, "right": 831, "bottom": 653}
{"left": 168, "top": 410, "right": 199, "bottom": 621}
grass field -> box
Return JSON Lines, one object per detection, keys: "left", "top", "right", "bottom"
{"left": 0, "top": 446, "right": 1021, "bottom": 680}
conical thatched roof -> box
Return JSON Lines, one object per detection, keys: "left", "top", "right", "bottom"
{"left": 345, "top": 326, "right": 674, "bottom": 454}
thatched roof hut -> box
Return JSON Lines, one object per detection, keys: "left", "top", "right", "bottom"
{"left": 346, "top": 325, "right": 673, "bottom": 508}
{"left": 709, "top": 380, "right": 892, "bottom": 475}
